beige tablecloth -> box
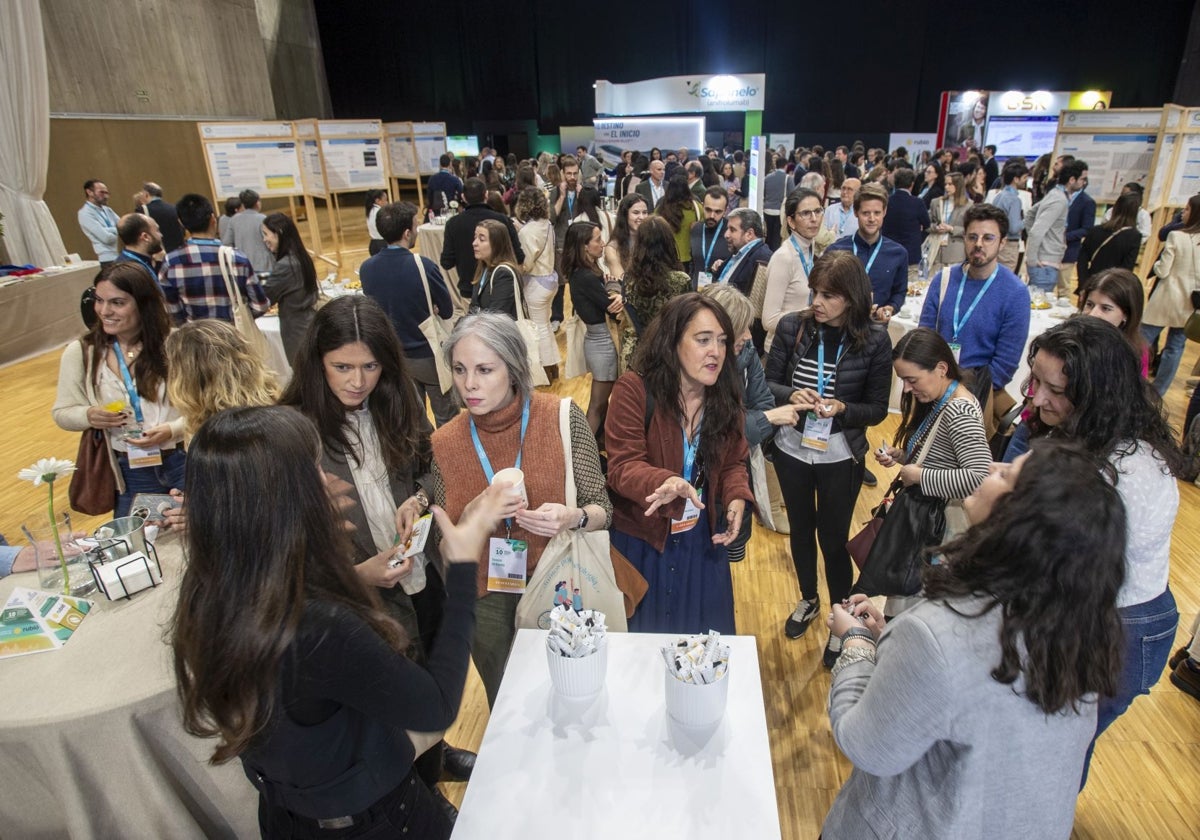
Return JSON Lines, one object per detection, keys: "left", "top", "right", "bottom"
{"left": 0, "top": 263, "right": 99, "bottom": 366}
{"left": 416, "top": 223, "right": 461, "bottom": 294}
{"left": 0, "top": 535, "right": 258, "bottom": 838}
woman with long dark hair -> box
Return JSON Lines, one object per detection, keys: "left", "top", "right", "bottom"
{"left": 1080, "top": 268, "right": 1149, "bottom": 373}
{"left": 606, "top": 293, "right": 754, "bottom": 633}
{"left": 261, "top": 212, "right": 318, "bottom": 364}
{"left": 469, "top": 219, "right": 521, "bottom": 319}
{"left": 721, "top": 160, "right": 742, "bottom": 209}
{"left": 655, "top": 173, "right": 703, "bottom": 269}
{"left": 604, "top": 193, "right": 650, "bottom": 282}
{"left": 365, "top": 188, "right": 387, "bottom": 255}
{"left": 917, "top": 161, "right": 945, "bottom": 207}
{"left": 1077, "top": 192, "right": 1143, "bottom": 289}
{"left": 563, "top": 222, "right": 621, "bottom": 434}
{"left": 618, "top": 216, "right": 690, "bottom": 369}
{"left": 1022, "top": 316, "right": 1183, "bottom": 784}
{"left": 571, "top": 186, "right": 614, "bottom": 242}
{"left": 172, "top": 405, "right": 509, "bottom": 839}
{"left": 53, "top": 262, "right": 185, "bottom": 517}
{"left": 764, "top": 251, "right": 891, "bottom": 655}
{"left": 822, "top": 440, "right": 1127, "bottom": 839}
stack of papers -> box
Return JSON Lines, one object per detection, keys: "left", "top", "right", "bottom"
{"left": 0, "top": 587, "right": 93, "bottom": 659}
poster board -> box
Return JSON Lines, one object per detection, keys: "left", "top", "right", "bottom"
{"left": 315, "top": 120, "right": 388, "bottom": 191}
{"left": 1164, "top": 109, "right": 1200, "bottom": 207}
{"left": 413, "top": 122, "right": 448, "bottom": 176}
{"left": 385, "top": 122, "right": 420, "bottom": 179}
{"left": 196, "top": 122, "right": 304, "bottom": 200}
{"left": 1053, "top": 108, "right": 1173, "bottom": 204}
{"left": 295, "top": 120, "right": 326, "bottom": 197}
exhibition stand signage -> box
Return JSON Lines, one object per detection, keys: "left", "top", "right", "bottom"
{"left": 590, "top": 117, "right": 706, "bottom": 168}
{"left": 938, "top": 90, "right": 1112, "bottom": 158}
{"left": 595, "top": 74, "right": 766, "bottom": 116}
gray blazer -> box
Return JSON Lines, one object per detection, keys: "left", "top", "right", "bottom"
{"left": 262, "top": 254, "right": 316, "bottom": 363}
{"left": 824, "top": 595, "right": 1096, "bottom": 839}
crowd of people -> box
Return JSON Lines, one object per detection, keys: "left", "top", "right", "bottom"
{"left": 46, "top": 139, "right": 1198, "bottom": 837}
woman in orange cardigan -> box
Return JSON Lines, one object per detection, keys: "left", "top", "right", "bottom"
{"left": 606, "top": 292, "right": 754, "bottom": 634}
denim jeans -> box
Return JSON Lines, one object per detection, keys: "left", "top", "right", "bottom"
{"left": 1140, "top": 324, "right": 1188, "bottom": 396}
{"left": 1027, "top": 264, "right": 1059, "bottom": 293}
{"left": 114, "top": 447, "right": 187, "bottom": 519}
{"left": 1001, "top": 421, "right": 1031, "bottom": 463}
{"left": 1080, "top": 587, "right": 1178, "bottom": 787}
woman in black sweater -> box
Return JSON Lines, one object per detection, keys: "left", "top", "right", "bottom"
{"left": 171, "top": 406, "right": 512, "bottom": 838}
{"left": 1076, "top": 192, "right": 1143, "bottom": 294}
{"left": 765, "top": 251, "right": 892, "bottom": 658}
{"left": 564, "top": 221, "right": 623, "bottom": 436}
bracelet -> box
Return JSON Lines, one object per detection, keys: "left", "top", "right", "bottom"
{"left": 831, "top": 644, "right": 877, "bottom": 678}
{"left": 411, "top": 489, "right": 429, "bottom": 511}
{"left": 839, "top": 626, "right": 876, "bottom": 646}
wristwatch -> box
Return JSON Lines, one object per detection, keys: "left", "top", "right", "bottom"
{"left": 839, "top": 626, "right": 875, "bottom": 645}
{"left": 573, "top": 509, "right": 589, "bottom": 531}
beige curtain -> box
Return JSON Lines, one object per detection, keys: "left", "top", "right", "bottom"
{"left": 0, "top": 1, "right": 67, "bottom": 267}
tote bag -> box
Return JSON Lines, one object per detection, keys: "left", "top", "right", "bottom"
{"left": 562, "top": 293, "right": 588, "bottom": 379}
{"left": 414, "top": 254, "right": 456, "bottom": 392}
{"left": 515, "top": 398, "right": 627, "bottom": 630}
{"left": 217, "top": 247, "right": 271, "bottom": 363}
{"left": 509, "top": 266, "right": 550, "bottom": 387}
{"left": 69, "top": 428, "right": 115, "bottom": 516}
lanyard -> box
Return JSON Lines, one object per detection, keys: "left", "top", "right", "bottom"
{"left": 789, "top": 234, "right": 813, "bottom": 275}
{"left": 682, "top": 418, "right": 702, "bottom": 484}
{"left": 951, "top": 265, "right": 1000, "bottom": 341}
{"left": 853, "top": 236, "right": 883, "bottom": 274}
{"left": 190, "top": 237, "right": 221, "bottom": 245}
{"left": 469, "top": 398, "right": 530, "bottom": 528}
{"left": 943, "top": 202, "right": 953, "bottom": 224}
{"left": 112, "top": 341, "right": 144, "bottom": 424}
{"left": 905, "top": 380, "right": 958, "bottom": 458}
{"left": 834, "top": 205, "right": 851, "bottom": 234}
{"left": 479, "top": 268, "right": 491, "bottom": 293}
{"left": 701, "top": 219, "right": 725, "bottom": 268}
{"left": 91, "top": 203, "right": 114, "bottom": 230}
{"left": 121, "top": 250, "right": 157, "bottom": 281}
{"left": 815, "top": 329, "right": 846, "bottom": 397}
{"left": 718, "top": 239, "right": 759, "bottom": 283}
{"left": 566, "top": 191, "right": 575, "bottom": 216}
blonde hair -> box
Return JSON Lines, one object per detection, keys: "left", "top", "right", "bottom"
{"left": 166, "top": 320, "right": 278, "bottom": 435}
{"left": 699, "top": 283, "right": 753, "bottom": 337}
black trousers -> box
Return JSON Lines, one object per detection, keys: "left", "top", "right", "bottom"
{"left": 774, "top": 448, "right": 864, "bottom": 604}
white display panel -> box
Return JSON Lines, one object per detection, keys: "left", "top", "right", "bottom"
{"left": 319, "top": 138, "right": 386, "bottom": 190}
{"left": 984, "top": 117, "right": 1058, "bottom": 159}
{"left": 301, "top": 139, "right": 326, "bottom": 196}
{"left": 199, "top": 121, "right": 293, "bottom": 140}
{"left": 388, "top": 136, "right": 419, "bottom": 178}
{"left": 204, "top": 140, "right": 303, "bottom": 199}
{"left": 590, "top": 117, "right": 706, "bottom": 168}
{"left": 414, "top": 136, "right": 446, "bottom": 175}
{"left": 1168, "top": 134, "right": 1200, "bottom": 207}
{"left": 1055, "top": 133, "right": 1157, "bottom": 203}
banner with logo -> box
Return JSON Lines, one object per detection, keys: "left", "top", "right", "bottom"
{"left": 888, "top": 133, "right": 938, "bottom": 158}
{"left": 590, "top": 117, "right": 706, "bottom": 168}
{"left": 595, "top": 74, "right": 766, "bottom": 116}
{"left": 938, "top": 90, "right": 1112, "bottom": 159}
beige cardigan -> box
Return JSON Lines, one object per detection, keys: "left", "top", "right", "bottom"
{"left": 52, "top": 340, "right": 186, "bottom": 493}
{"left": 1145, "top": 230, "right": 1200, "bottom": 329}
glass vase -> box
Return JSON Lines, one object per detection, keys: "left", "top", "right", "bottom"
{"left": 20, "top": 511, "right": 97, "bottom": 598}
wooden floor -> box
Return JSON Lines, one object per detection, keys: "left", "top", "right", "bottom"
{"left": 4, "top": 228, "right": 1198, "bottom": 838}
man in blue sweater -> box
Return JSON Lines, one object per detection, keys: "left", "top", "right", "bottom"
{"left": 826, "top": 183, "right": 908, "bottom": 320}
{"left": 919, "top": 203, "right": 1030, "bottom": 435}
{"left": 360, "top": 201, "right": 458, "bottom": 427}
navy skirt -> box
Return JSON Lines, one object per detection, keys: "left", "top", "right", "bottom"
{"left": 612, "top": 506, "right": 736, "bottom": 635}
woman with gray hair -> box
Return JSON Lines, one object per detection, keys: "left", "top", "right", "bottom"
{"left": 429, "top": 312, "right": 612, "bottom": 707}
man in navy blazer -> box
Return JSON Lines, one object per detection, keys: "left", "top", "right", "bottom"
{"left": 880, "top": 167, "right": 930, "bottom": 282}
{"left": 1060, "top": 165, "right": 1095, "bottom": 299}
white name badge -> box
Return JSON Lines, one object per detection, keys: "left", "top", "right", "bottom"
{"left": 948, "top": 341, "right": 962, "bottom": 363}
{"left": 801, "top": 411, "right": 833, "bottom": 451}
{"left": 487, "top": 537, "right": 528, "bottom": 593}
{"left": 670, "top": 490, "right": 703, "bottom": 534}
{"left": 126, "top": 444, "right": 163, "bottom": 469}
{"left": 696, "top": 271, "right": 713, "bottom": 289}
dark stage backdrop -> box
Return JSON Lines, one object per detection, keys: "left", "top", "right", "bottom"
{"left": 314, "top": 0, "right": 1192, "bottom": 140}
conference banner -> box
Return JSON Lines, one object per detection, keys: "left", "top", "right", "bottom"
{"left": 595, "top": 74, "right": 766, "bottom": 116}
{"left": 590, "top": 117, "right": 706, "bottom": 168}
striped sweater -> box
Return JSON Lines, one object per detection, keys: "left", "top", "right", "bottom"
{"left": 907, "top": 398, "right": 991, "bottom": 500}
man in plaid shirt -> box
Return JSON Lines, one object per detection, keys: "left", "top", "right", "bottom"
{"left": 160, "top": 193, "right": 270, "bottom": 325}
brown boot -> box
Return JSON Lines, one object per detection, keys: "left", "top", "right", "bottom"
{"left": 1170, "top": 659, "right": 1200, "bottom": 702}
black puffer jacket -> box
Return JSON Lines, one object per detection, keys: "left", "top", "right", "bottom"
{"left": 764, "top": 311, "right": 893, "bottom": 459}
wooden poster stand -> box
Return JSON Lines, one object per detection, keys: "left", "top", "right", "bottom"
{"left": 385, "top": 122, "right": 447, "bottom": 219}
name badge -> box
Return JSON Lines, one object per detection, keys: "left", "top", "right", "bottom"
{"left": 801, "top": 411, "right": 833, "bottom": 451}
{"left": 126, "top": 444, "right": 163, "bottom": 469}
{"left": 696, "top": 271, "right": 713, "bottom": 289}
{"left": 948, "top": 341, "right": 962, "bottom": 363}
{"left": 487, "top": 537, "right": 528, "bottom": 593}
{"left": 670, "top": 489, "right": 703, "bottom": 534}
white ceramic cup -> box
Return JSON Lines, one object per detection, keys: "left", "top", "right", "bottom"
{"left": 546, "top": 636, "right": 608, "bottom": 698}
{"left": 491, "top": 467, "right": 528, "bottom": 506}
{"left": 664, "top": 666, "right": 730, "bottom": 728}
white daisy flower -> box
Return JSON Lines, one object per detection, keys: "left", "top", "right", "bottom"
{"left": 18, "top": 458, "right": 77, "bottom": 486}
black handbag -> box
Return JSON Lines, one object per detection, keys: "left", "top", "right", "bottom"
{"left": 853, "top": 485, "right": 947, "bottom": 597}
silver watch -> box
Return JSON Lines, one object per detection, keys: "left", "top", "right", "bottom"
{"left": 573, "top": 509, "right": 589, "bottom": 530}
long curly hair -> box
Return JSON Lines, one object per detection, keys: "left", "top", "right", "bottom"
{"left": 924, "top": 439, "right": 1126, "bottom": 714}
{"left": 166, "top": 320, "right": 278, "bottom": 435}
{"left": 1026, "top": 317, "right": 1184, "bottom": 476}
{"left": 612, "top": 193, "right": 649, "bottom": 270}
{"left": 633, "top": 293, "right": 744, "bottom": 478}
{"left": 172, "top": 406, "right": 403, "bottom": 763}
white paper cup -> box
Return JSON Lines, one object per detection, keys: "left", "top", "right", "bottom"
{"left": 546, "top": 637, "right": 608, "bottom": 698}
{"left": 491, "top": 467, "right": 528, "bottom": 505}
{"left": 664, "top": 667, "right": 730, "bottom": 727}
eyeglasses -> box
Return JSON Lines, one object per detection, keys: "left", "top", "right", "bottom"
{"left": 795, "top": 208, "right": 824, "bottom": 220}
{"left": 964, "top": 233, "right": 999, "bottom": 244}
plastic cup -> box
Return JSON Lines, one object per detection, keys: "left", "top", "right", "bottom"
{"left": 491, "top": 467, "right": 527, "bottom": 505}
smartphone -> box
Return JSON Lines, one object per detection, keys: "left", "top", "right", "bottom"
{"left": 131, "top": 493, "right": 178, "bottom": 523}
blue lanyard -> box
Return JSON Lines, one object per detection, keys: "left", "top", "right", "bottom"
{"left": 718, "top": 239, "right": 759, "bottom": 283}
{"left": 479, "top": 268, "right": 491, "bottom": 292}
{"left": 853, "top": 236, "right": 882, "bottom": 274}
{"left": 700, "top": 219, "right": 724, "bottom": 268}
{"left": 789, "top": 234, "right": 813, "bottom": 275}
{"left": 682, "top": 419, "right": 702, "bottom": 483}
{"left": 112, "top": 342, "right": 144, "bottom": 424}
{"left": 815, "top": 329, "right": 846, "bottom": 397}
{"left": 834, "top": 206, "right": 851, "bottom": 234}
{"left": 567, "top": 192, "right": 575, "bottom": 216}
{"left": 905, "top": 381, "right": 958, "bottom": 458}
{"left": 469, "top": 398, "right": 530, "bottom": 529}
{"left": 91, "top": 203, "right": 114, "bottom": 230}
{"left": 190, "top": 237, "right": 221, "bottom": 245}
{"left": 121, "top": 250, "right": 157, "bottom": 281}
{"left": 951, "top": 265, "right": 1000, "bottom": 341}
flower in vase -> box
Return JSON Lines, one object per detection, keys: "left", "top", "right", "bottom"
{"left": 18, "top": 458, "right": 76, "bottom": 487}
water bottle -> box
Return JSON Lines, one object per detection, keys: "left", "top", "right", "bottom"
{"left": 919, "top": 255, "right": 929, "bottom": 282}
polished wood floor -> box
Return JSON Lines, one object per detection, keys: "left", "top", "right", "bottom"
{"left": 3, "top": 224, "right": 1197, "bottom": 839}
